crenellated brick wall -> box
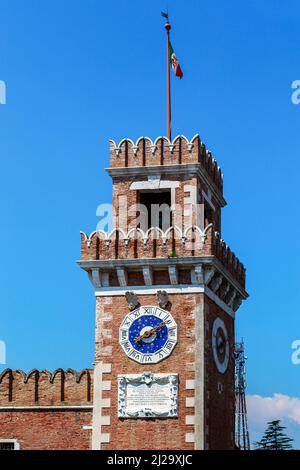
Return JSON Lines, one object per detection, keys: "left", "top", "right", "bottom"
{"left": 109, "top": 135, "right": 223, "bottom": 193}
{"left": 0, "top": 369, "right": 93, "bottom": 450}
{"left": 80, "top": 226, "right": 245, "bottom": 289}
{"left": 0, "top": 368, "right": 93, "bottom": 406}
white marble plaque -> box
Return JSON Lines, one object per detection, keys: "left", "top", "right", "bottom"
{"left": 118, "top": 372, "right": 178, "bottom": 418}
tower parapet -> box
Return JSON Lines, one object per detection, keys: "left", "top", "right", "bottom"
{"left": 79, "top": 225, "right": 246, "bottom": 289}
{"left": 109, "top": 135, "right": 223, "bottom": 195}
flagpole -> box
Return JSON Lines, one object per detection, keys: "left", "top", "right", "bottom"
{"left": 165, "top": 21, "right": 171, "bottom": 141}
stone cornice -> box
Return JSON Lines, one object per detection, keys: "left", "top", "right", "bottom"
{"left": 77, "top": 256, "right": 248, "bottom": 300}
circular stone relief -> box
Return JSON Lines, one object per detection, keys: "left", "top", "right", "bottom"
{"left": 212, "top": 317, "right": 230, "bottom": 374}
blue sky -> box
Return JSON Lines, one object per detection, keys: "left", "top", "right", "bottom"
{"left": 1, "top": 0, "right": 300, "bottom": 447}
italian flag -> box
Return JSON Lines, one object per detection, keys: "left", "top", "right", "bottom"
{"left": 169, "top": 42, "right": 183, "bottom": 79}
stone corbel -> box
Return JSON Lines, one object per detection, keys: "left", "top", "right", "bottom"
{"left": 117, "top": 267, "right": 128, "bottom": 287}
{"left": 233, "top": 295, "right": 243, "bottom": 312}
{"left": 191, "top": 265, "right": 204, "bottom": 284}
{"left": 91, "top": 269, "right": 102, "bottom": 288}
{"left": 226, "top": 288, "right": 237, "bottom": 309}
{"left": 143, "top": 267, "right": 153, "bottom": 286}
{"left": 168, "top": 266, "right": 178, "bottom": 285}
{"left": 204, "top": 267, "right": 215, "bottom": 285}
{"left": 218, "top": 281, "right": 231, "bottom": 301}
{"left": 210, "top": 274, "right": 223, "bottom": 293}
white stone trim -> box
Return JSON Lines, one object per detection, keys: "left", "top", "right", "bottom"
{"left": 101, "top": 415, "right": 111, "bottom": 426}
{"left": 79, "top": 256, "right": 248, "bottom": 300}
{"left": 185, "top": 415, "right": 195, "bottom": 425}
{"left": 94, "top": 285, "right": 235, "bottom": 319}
{"left": 194, "top": 302, "right": 205, "bottom": 450}
{"left": 92, "top": 362, "right": 112, "bottom": 451}
{"left": 106, "top": 163, "right": 227, "bottom": 208}
{"left": 0, "top": 439, "right": 20, "bottom": 450}
{"left": 100, "top": 433, "right": 110, "bottom": 444}
{"left": 185, "top": 380, "right": 195, "bottom": 390}
{"left": 102, "top": 380, "right": 111, "bottom": 391}
{"left": 185, "top": 433, "right": 195, "bottom": 443}
{"left": 100, "top": 363, "right": 112, "bottom": 374}
{"left": 185, "top": 397, "right": 195, "bottom": 408}
{"left": 100, "top": 398, "right": 111, "bottom": 408}
{"left": 95, "top": 285, "right": 204, "bottom": 296}
{"left": 82, "top": 425, "right": 93, "bottom": 430}
{"left": 130, "top": 180, "right": 180, "bottom": 191}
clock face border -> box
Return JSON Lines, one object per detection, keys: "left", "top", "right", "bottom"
{"left": 212, "top": 317, "right": 230, "bottom": 374}
{"left": 119, "top": 306, "right": 178, "bottom": 364}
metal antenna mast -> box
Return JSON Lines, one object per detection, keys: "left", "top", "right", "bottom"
{"left": 234, "top": 340, "right": 250, "bottom": 450}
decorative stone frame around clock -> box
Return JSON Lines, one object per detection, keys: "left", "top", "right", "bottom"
{"left": 119, "top": 306, "right": 178, "bottom": 364}
{"left": 118, "top": 372, "right": 178, "bottom": 418}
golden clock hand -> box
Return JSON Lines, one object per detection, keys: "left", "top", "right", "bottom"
{"left": 134, "top": 322, "right": 166, "bottom": 343}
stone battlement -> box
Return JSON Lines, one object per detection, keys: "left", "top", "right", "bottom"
{"left": 80, "top": 225, "right": 245, "bottom": 288}
{"left": 109, "top": 135, "right": 223, "bottom": 193}
{"left": 0, "top": 368, "right": 93, "bottom": 407}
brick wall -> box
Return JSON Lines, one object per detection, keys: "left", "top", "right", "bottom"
{"left": 0, "top": 410, "right": 92, "bottom": 450}
{"left": 204, "top": 298, "right": 235, "bottom": 450}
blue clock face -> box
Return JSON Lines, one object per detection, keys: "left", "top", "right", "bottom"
{"left": 119, "top": 306, "right": 178, "bottom": 364}
{"left": 128, "top": 315, "right": 169, "bottom": 354}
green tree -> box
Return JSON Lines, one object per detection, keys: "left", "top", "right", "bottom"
{"left": 254, "top": 420, "right": 293, "bottom": 450}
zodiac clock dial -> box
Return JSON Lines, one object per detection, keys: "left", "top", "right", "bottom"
{"left": 212, "top": 317, "right": 230, "bottom": 374}
{"left": 119, "top": 306, "right": 178, "bottom": 364}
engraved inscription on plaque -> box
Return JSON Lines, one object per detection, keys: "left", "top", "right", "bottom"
{"left": 118, "top": 372, "right": 178, "bottom": 418}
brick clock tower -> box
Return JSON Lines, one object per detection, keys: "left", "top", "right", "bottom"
{"left": 78, "top": 134, "right": 248, "bottom": 450}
